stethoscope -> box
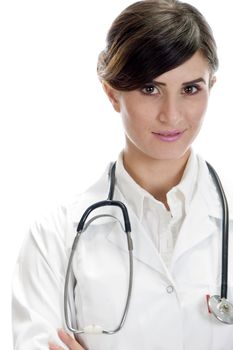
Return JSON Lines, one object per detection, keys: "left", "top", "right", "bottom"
{"left": 64, "top": 161, "right": 233, "bottom": 337}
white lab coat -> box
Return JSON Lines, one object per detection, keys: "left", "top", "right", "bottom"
{"left": 12, "top": 154, "right": 233, "bottom": 350}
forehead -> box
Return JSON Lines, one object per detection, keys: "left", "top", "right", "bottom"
{"left": 155, "top": 51, "right": 210, "bottom": 83}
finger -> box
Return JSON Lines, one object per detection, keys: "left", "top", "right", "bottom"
{"left": 57, "top": 329, "right": 84, "bottom": 350}
{"left": 48, "top": 342, "right": 65, "bottom": 350}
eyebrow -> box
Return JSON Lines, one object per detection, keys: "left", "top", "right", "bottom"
{"left": 152, "top": 77, "right": 207, "bottom": 86}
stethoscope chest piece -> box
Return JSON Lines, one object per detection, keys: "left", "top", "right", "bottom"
{"left": 208, "top": 295, "right": 233, "bottom": 324}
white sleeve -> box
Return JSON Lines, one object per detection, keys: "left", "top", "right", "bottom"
{"left": 12, "top": 206, "right": 73, "bottom": 350}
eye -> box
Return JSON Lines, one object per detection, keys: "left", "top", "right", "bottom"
{"left": 182, "top": 85, "right": 200, "bottom": 95}
{"left": 141, "top": 84, "right": 160, "bottom": 95}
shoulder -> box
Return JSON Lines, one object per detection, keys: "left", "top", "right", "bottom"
{"left": 18, "top": 205, "right": 72, "bottom": 264}
{"left": 25, "top": 164, "right": 111, "bottom": 251}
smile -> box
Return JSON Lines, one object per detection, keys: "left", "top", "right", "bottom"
{"left": 152, "top": 130, "right": 185, "bottom": 142}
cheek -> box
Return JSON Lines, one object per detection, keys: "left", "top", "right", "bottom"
{"left": 121, "top": 94, "right": 158, "bottom": 123}
{"left": 186, "top": 96, "right": 209, "bottom": 127}
{"left": 121, "top": 102, "right": 150, "bottom": 130}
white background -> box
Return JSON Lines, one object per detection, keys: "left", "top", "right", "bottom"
{"left": 0, "top": 0, "right": 232, "bottom": 348}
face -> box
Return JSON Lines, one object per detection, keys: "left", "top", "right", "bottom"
{"left": 104, "top": 51, "right": 216, "bottom": 161}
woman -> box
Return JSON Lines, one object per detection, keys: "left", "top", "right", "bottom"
{"left": 12, "top": 0, "right": 233, "bottom": 349}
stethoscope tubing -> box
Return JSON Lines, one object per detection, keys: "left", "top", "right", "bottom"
{"left": 77, "top": 200, "right": 131, "bottom": 234}
{"left": 64, "top": 162, "right": 133, "bottom": 334}
{"left": 64, "top": 159, "right": 233, "bottom": 333}
{"left": 206, "top": 162, "right": 229, "bottom": 299}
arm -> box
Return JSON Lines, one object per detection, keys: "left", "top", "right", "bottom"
{"left": 12, "top": 207, "right": 73, "bottom": 349}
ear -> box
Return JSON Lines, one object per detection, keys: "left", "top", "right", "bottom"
{"left": 209, "top": 76, "right": 217, "bottom": 89}
{"left": 102, "top": 81, "right": 121, "bottom": 113}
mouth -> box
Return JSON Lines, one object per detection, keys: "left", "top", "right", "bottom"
{"left": 152, "top": 130, "right": 185, "bottom": 142}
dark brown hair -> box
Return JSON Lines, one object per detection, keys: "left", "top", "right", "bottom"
{"left": 97, "top": 0, "right": 218, "bottom": 90}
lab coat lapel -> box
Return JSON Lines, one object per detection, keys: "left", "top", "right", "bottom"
{"left": 107, "top": 205, "right": 166, "bottom": 275}
{"left": 68, "top": 166, "right": 112, "bottom": 246}
{"left": 171, "top": 155, "right": 232, "bottom": 268}
{"left": 170, "top": 190, "right": 218, "bottom": 268}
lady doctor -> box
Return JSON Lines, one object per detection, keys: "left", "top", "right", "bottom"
{"left": 12, "top": 0, "right": 233, "bottom": 349}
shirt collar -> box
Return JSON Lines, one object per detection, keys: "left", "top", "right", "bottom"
{"left": 115, "top": 149, "right": 198, "bottom": 221}
{"left": 167, "top": 149, "right": 198, "bottom": 216}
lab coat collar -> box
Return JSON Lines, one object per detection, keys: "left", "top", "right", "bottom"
{"left": 68, "top": 166, "right": 168, "bottom": 276}
{"left": 68, "top": 154, "right": 233, "bottom": 275}
{"left": 69, "top": 153, "right": 233, "bottom": 223}
{"left": 69, "top": 164, "right": 114, "bottom": 226}
{"left": 170, "top": 154, "right": 233, "bottom": 268}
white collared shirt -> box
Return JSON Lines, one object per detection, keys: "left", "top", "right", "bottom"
{"left": 115, "top": 150, "right": 198, "bottom": 267}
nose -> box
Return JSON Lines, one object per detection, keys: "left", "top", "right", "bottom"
{"left": 158, "top": 95, "right": 182, "bottom": 126}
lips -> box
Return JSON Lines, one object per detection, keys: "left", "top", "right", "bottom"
{"left": 157, "top": 130, "right": 182, "bottom": 136}
{"left": 152, "top": 130, "right": 185, "bottom": 142}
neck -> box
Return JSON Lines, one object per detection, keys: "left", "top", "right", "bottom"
{"left": 123, "top": 147, "right": 191, "bottom": 209}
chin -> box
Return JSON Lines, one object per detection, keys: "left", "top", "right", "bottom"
{"left": 126, "top": 136, "right": 192, "bottom": 162}
{"left": 144, "top": 145, "right": 191, "bottom": 162}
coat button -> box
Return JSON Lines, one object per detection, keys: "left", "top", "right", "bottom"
{"left": 166, "top": 285, "right": 174, "bottom": 294}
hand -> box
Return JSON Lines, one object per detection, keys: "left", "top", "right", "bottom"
{"left": 49, "top": 329, "right": 85, "bottom": 350}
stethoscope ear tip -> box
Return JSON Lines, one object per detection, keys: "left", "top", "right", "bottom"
{"left": 208, "top": 295, "right": 233, "bottom": 324}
